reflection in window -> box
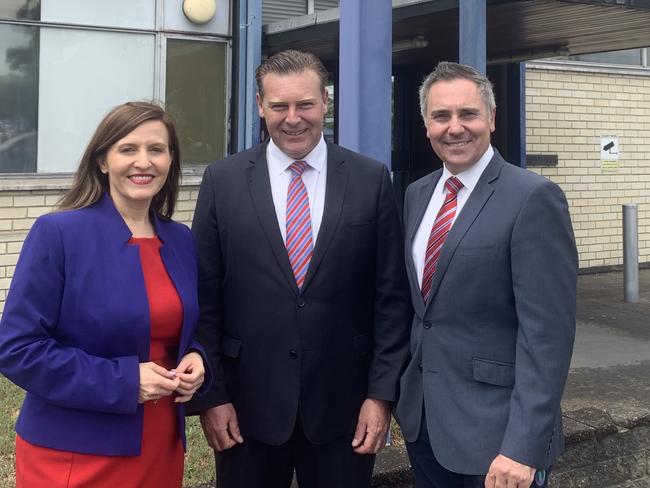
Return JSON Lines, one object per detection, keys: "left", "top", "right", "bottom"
{"left": 0, "top": 0, "right": 40, "bottom": 21}
{"left": 324, "top": 84, "right": 335, "bottom": 144}
{"left": 37, "top": 28, "right": 155, "bottom": 172}
{"left": 569, "top": 48, "right": 643, "bottom": 67}
{"left": 166, "top": 39, "right": 227, "bottom": 165}
{"left": 40, "top": 0, "right": 154, "bottom": 30}
{"left": 0, "top": 24, "right": 39, "bottom": 173}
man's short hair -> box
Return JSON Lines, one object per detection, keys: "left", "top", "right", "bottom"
{"left": 419, "top": 61, "right": 496, "bottom": 123}
{"left": 256, "top": 50, "right": 329, "bottom": 98}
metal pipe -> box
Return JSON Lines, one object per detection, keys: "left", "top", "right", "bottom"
{"left": 623, "top": 204, "right": 639, "bottom": 303}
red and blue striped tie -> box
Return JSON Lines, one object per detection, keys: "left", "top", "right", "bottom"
{"left": 421, "top": 176, "right": 463, "bottom": 303}
{"left": 286, "top": 161, "right": 313, "bottom": 289}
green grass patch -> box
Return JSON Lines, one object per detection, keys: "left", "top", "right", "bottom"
{"left": 0, "top": 375, "right": 215, "bottom": 487}
{"left": 0, "top": 375, "right": 22, "bottom": 488}
{"left": 0, "top": 374, "right": 405, "bottom": 488}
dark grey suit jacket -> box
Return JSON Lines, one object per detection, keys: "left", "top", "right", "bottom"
{"left": 395, "top": 150, "right": 578, "bottom": 474}
{"left": 188, "top": 141, "right": 411, "bottom": 446}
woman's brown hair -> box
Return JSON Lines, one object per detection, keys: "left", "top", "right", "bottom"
{"left": 58, "top": 101, "right": 181, "bottom": 220}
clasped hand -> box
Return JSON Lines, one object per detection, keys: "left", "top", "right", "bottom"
{"left": 138, "top": 351, "right": 205, "bottom": 404}
{"left": 485, "top": 454, "right": 536, "bottom": 488}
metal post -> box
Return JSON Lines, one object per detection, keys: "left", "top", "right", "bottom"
{"left": 339, "top": 0, "right": 392, "bottom": 167}
{"left": 623, "top": 204, "right": 639, "bottom": 303}
{"left": 236, "top": 0, "right": 262, "bottom": 152}
{"left": 245, "top": 0, "right": 262, "bottom": 149}
{"left": 459, "top": 0, "right": 486, "bottom": 74}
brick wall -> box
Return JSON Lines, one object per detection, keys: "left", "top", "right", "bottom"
{"left": 0, "top": 185, "right": 199, "bottom": 314}
{"left": 525, "top": 63, "right": 650, "bottom": 269}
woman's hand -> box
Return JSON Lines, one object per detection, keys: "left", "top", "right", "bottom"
{"left": 138, "top": 362, "right": 180, "bottom": 404}
{"left": 173, "top": 351, "right": 205, "bottom": 403}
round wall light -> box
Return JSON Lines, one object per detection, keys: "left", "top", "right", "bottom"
{"left": 183, "top": 0, "right": 217, "bottom": 24}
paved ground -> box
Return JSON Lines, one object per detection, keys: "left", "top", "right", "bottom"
{"left": 563, "top": 268, "right": 650, "bottom": 420}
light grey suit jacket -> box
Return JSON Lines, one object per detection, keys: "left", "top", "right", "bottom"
{"left": 394, "top": 150, "right": 578, "bottom": 474}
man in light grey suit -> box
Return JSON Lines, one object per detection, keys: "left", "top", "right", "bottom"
{"left": 395, "top": 62, "right": 578, "bottom": 488}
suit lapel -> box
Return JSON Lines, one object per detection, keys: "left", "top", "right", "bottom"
{"left": 407, "top": 171, "right": 442, "bottom": 313}
{"left": 424, "top": 154, "right": 504, "bottom": 311}
{"left": 247, "top": 146, "right": 300, "bottom": 295}
{"left": 301, "top": 143, "right": 347, "bottom": 293}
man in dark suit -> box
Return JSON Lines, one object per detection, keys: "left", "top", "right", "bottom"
{"left": 394, "top": 62, "right": 578, "bottom": 488}
{"left": 189, "top": 50, "right": 411, "bottom": 488}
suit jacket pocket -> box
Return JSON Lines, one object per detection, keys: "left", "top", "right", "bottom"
{"left": 472, "top": 357, "right": 515, "bottom": 387}
{"left": 454, "top": 245, "right": 498, "bottom": 258}
{"left": 353, "top": 333, "right": 372, "bottom": 356}
{"left": 345, "top": 221, "right": 376, "bottom": 234}
{"left": 221, "top": 335, "right": 242, "bottom": 359}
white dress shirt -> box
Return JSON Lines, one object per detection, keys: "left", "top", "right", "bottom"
{"left": 267, "top": 136, "right": 327, "bottom": 244}
{"left": 412, "top": 145, "right": 494, "bottom": 288}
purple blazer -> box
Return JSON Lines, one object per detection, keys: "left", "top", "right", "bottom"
{"left": 0, "top": 194, "right": 206, "bottom": 456}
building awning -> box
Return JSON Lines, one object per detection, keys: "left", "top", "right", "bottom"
{"left": 263, "top": 0, "right": 650, "bottom": 67}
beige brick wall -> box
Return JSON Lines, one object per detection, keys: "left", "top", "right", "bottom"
{"left": 525, "top": 64, "right": 650, "bottom": 269}
{"left": 0, "top": 185, "right": 199, "bottom": 314}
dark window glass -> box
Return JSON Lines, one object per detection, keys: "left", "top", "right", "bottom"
{"left": 0, "top": 0, "right": 40, "bottom": 21}
{"left": 0, "top": 24, "right": 39, "bottom": 173}
{"left": 166, "top": 39, "right": 227, "bottom": 165}
{"left": 324, "top": 83, "right": 335, "bottom": 144}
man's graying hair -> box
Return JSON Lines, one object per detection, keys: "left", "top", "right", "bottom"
{"left": 419, "top": 61, "right": 496, "bottom": 123}
{"left": 256, "top": 50, "right": 329, "bottom": 98}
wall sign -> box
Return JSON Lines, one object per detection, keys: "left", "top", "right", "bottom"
{"left": 601, "top": 135, "right": 619, "bottom": 172}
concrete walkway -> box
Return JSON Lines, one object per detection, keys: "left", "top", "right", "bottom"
{"left": 564, "top": 268, "right": 650, "bottom": 419}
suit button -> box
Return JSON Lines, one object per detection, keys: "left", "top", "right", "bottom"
{"left": 297, "top": 299, "right": 306, "bottom": 308}
{"left": 418, "top": 364, "right": 423, "bottom": 370}
{"left": 289, "top": 350, "right": 298, "bottom": 359}
{"left": 423, "top": 321, "right": 432, "bottom": 329}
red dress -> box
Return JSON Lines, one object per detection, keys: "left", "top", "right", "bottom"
{"left": 16, "top": 237, "right": 184, "bottom": 488}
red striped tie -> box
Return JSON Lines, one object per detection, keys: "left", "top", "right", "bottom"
{"left": 286, "top": 161, "right": 313, "bottom": 289}
{"left": 421, "top": 176, "right": 463, "bottom": 303}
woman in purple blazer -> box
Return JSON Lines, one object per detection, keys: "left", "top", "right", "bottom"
{"left": 0, "top": 101, "right": 207, "bottom": 487}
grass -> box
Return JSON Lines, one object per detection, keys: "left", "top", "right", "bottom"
{"left": 0, "top": 375, "right": 215, "bottom": 488}
{"left": 0, "top": 376, "right": 22, "bottom": 488}
{"left": 1, "top": 375, "right": 405, "bottom": 487}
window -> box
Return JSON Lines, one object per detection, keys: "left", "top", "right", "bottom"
{"left": 0, "top": 0, "right": 231, "bottom": 174}
{"left": 166, "top": 39, "right": 228, "bottom": 165}
{"left": 0, "top": 0, "right": 40, "bottom": 21}
{"left": 0, "top": 24, "right": 39, "bottom": 172}
{"left": 41, "top": 0, "right": 155, "bottom": 29}
{"left": 569, "top": 48, "right": 645, "bottom": 67}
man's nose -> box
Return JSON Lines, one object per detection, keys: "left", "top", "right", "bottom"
{"left": 285, "top": 106, "right": 300, "bottom": 124}
{"left": 447, "top": 116, "right": 464, "bottom": 135}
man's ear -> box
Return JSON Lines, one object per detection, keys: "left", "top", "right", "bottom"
{"left": 256, "top": 92, "right": 265, "bottom": 118}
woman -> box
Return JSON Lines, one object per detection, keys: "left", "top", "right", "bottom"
{"left": 0, "top": 101, "right": 207, "bottom": 487}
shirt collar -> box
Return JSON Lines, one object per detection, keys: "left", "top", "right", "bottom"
{"left": 441, "top": 145, "right": 494, "bottom": 192}
{"left": 267, "top": 135, "right": 327, "bottom": 176}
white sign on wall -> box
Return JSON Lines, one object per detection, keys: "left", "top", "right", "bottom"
{"left": 601, "top": 135, "right": 619, "bottom": 172}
